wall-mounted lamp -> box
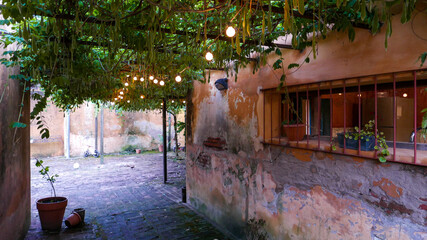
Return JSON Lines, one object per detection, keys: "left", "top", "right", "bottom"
{"left": 215, "top": 78, "right": 228, "bottom": 91}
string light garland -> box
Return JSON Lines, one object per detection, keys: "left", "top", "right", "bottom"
{"left": 159, "top": 80, "right": 165, "bottom": 86}
{"left": 153, "top": 79, "right": 159, "bottom": 84}
{"left": 175, "top": 75, "right": 182, "bottom": 82}
{"left": 205, "top": 52, "right": 214, "bottom": 61}
{"left": 226, "top": 26, "right": 236, "bottom": 37}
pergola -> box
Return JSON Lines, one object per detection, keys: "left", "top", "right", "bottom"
{"left": 0, "top": 0, "right": 418, "bottom": 182}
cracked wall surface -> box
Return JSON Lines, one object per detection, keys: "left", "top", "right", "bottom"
{"left": 186, "top": 11, "right": 427, "bottom": 240}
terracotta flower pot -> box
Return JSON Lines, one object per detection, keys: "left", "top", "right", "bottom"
{"left": 135, "top": 149, "right": 141, "bottom": 154}
{"left": 64, "top": 212, "right": 81, "bottom": 228}
{"left": 282, "top": 124, "right": 306, "bottom": 141}
{"left": 36, "top": 197, "right": 68, "bottom": 231}
{"left": 73, "top": 208, "right": 85, "bottom": 223}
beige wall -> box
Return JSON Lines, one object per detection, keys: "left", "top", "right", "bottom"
{"left": 187, "top": 11, "right": 427, "bottom": 240}
{"left": 31, "top": 101, "right": 185, "bottom": 157}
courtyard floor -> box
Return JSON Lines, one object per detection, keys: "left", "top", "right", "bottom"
{"left": 25, "top": 152, "right": 232, "bottom": 240}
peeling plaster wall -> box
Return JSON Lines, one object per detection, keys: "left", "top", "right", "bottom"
{"left": 30, "top": 101, "right": 184, "bottom": 157}
{"left": 0, "top": 42, "right": 30, "bottom": 238}
{"left": 186, "top": 12, "right": 427, "bottom": 240}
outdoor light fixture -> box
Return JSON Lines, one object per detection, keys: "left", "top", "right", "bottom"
{"left": 133, "top": 76, "right": 137, "bottom": 81}
{"left": 153, "top": 79, "right": 159, "bottom": 84}
{"left": 124, "top": 82, "right": 129, "bottom": 87}
{"left": 127, "top": 100, "right": 130, "bottom": 103}
{"left": 183, "top": 100, "right": 186, "bottom": 104}
{"left": 126, "top": 75, "right": 130, "bottom": 78}
{"left": 149, "top": 75, "right": 154, "bottom": 80}
{"left": 215, "top": 78, "right": 228, "bottom": 91}
{"left": 159, "top": 80, "right": 165, "bottom": 86}
{"left": 114, "top": 98, "right": 118, "bottom": 101}
{"left": 119, "top": 96, "right": 123, "bottom": 99}
{"left": 140, "top": 77, "right": 144, "bottom": 82}
{"left": 175, "top": 75, "right": 182, "bottom": 82}
{"left": 338, "top": 93, "right": 342, "bottom": 96}
{"left": 140, "top": 95, "right": 145, "bottom": 99}
{"left": 120, "top": 91, "right": 124, "bottom": 95}
{"left": 161, "top": 102, "right": 163, "bottom": 106}
{"left": 172, "top": 100, "right": 174, "bottom": 103}
{"left": 403, "top": 93, "right": 408, "bottom": 97}
{"left": 205, "top": 52, "right": 213, "bottom": 61}
{"left": 226, "top": 26, "right": 236, "bottom": 37}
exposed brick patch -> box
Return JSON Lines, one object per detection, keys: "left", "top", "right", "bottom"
{"left": 203, "top": 137, "right": 226, "bottom": 150}
{"left": 373, "top": 178, "right": 403, "bottom": 199}
{"left": 368, "top": 198, "right": 414, "bottom": 216}
{"left": 196, "top": 151, "right": 212, "bottom": 169}
{"left": 419, "top": 204, "right": 427, "bottom": 211}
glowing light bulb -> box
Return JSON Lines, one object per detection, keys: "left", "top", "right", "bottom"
{"left": 111, "top": 102, "right": 115, "bottom": 105}
{"left": 124, "top": 82, "right": 129, "bottom": 86}
{"left": 161, "top": 103, "right": 163, "bottom": 106}
{"left": 120, "top": 91, "right": 124, "bottom": 95}
{"left": 119, "top": 96, "right": 123, "bottom": 99}
{"left": 338, "top": 93, "right": 342, "bottom": 96}
{"left": 159, "top": 80, "right": 165, "bottom": 86}
{"left": 205, "top": 52, "right": 213, "bottom": 61}
{"left": 149, "top": 76, "right": 154, "bottom": 80}
{"left": 127, "top": 100, "right": 130, "bottom": 103}
{"left": 126, "top": 75, "right": 130, "bottom": 78}
{"left": 140, "top": 95, "right": 145, "bottom": 99}
{"left": 133, "top": 76, "right": 137, "bottom": 81}
{"left": 403, "top": 93, "right": 408, "bottom": 97}
{"left": 140, "top": 77, "right": 144, "bottom": 82}
{"left": 175, "top": 75, "right": 182, "bottom": 83}
{"left": 114, "top": 98, "right": 118, "bottom": 101}
{"left": 153, "top": 79, "right": 158, "bottom": 84}
{"left": 226, "top": 26, "right": 236, "bottom": 37}
{"left": 172, "top": 100, "right": 174, "bottom": 103}
{"left": 183, "top": 100, "right": 186, "bottom": 104}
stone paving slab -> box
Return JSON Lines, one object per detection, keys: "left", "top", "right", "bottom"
{"left": 25, "top": 153, "right": 233, "bottom": 240}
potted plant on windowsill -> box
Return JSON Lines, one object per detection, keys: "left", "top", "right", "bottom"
{"left": 335, "top": 120, "right": 390, "bottom": 162}
{"left": 282, "top": 119, "right": 306, "bottom": 141}
{"left": 35, "top": 159, "right": 68, "bottom": 231}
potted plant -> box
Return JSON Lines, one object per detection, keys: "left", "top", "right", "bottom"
{"left": 282, "top": 119, "right": 305, "bottom": 141}
{"left": 335, "top": 120, "right": 390, "bottom": 162}
{"left": 35, "top": 159, "right": 68, "bottom": 231}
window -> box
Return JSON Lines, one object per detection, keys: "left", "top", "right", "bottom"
{"left": 262, "top": 69, "right": 427, "bottom": 166}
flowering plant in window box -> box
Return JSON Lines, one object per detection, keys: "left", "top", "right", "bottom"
{"left": 335, "top": 120, "right": 390, "bottom": 162}
{"left": 282, "top": 120, "right": 305, "bottom": 141}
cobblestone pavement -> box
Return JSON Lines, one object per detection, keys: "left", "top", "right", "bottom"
{"left": 25, "top": 153, "right": 232, "bottom": 240}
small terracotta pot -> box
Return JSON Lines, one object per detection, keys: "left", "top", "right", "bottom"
{"left": 73, "top": 208, "right": 85, "bottom": 223}
{"left": 135, "top": 149, "right": 141, "bottom": 154}
{"left": 64, "top": 212, "right": 81, "bottom": 228}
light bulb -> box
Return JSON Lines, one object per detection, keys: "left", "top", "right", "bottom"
{"left": 183, "top": 100, "right": 186, "bottom": 104}
{"left": 149, "top": 76, "right": 154, "bottom": 80}
{"left": 403, "top": 93, "right": 408, "bottom": 97}
{"left": 127, "top": 100, "right": 130, "bottom": 103}
{"left": 133, "top": 76, "right": 137, "bottom": 81}
{"left": 153, "top": 79, "right": 158, "bottom": 84}
{"left": 120, "top": 91, "right": 124, "bottom": 95}
{"left": 226, "top": 26, "right": 236, "bottom": 37}
{"left": 159, "top": 80, "right": 165, "bottom": 86}
{"left": 140, "top": 95, "right": 145, "bottom": 99}
{"left": 161, "top": 103, "right": 163, "bottom": 106}
{"left": 175, "top": 75, "right": 182, "bottom": 82}
{"left": 205, "top": 52, "right": 213, "bottom": 61}
{"left": 111, "top": 102, "right": 115, "bottom": 105}
{"left": 124, "top": 82, "right": 129, "bottom": 86}
{"left": 114, "top": 98, "right": 118, "bottom": 101}
{"left": 172, "top": 100, "right": 174, "bottom": 103}
{"left": 119, "top": 96, "right": 123, "bottom": 99}
{"left": 140, "top": 77, "right": 144, "bottom": 82}
{"left": 126, "top": 74, "right": 130, "bottom": 78}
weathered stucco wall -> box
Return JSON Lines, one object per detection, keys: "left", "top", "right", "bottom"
{"left": 186, "top": 11, "right": 427, "bottom": 240}
{"left": 30, "top": 101, "right": 184, "bottom": 157}
{"left": 0, "top": 45, "right": 31, "bottom": 239}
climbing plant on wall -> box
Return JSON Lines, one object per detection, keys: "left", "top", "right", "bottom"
{"left": 0, "top": 0, "right": 423, "bottom": 124}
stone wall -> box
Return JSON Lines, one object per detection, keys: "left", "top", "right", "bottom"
{"left": 186, "top": 11, "right": 427, "bottom": 240}
{"left": 0, "top": 45, "right": 31, "bottom": 239}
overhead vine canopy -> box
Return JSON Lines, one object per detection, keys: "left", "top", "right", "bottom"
{"left": 0, "top": 0, "right": 422, "bottom": 115}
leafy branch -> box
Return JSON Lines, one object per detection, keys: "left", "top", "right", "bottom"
{"left": 35, "top": 159, "right": 58, "bottom": 197}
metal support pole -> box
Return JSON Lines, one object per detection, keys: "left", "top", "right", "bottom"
{"left": 100, "top": 105, "right": 104, "bottom": 164}
{"left": 163, "top": 98, "right": 167, "bottom": 183}
{"left": 95, "top": 115, "right": 98, "bottom": 152}
{"left": 64, "top": 110, "right": 70, "bottom": 159}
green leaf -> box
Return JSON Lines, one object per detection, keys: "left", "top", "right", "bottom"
{"left": 379, "top": 156, "right": 387, "bottom": 163}
{"left": 288, "top": 63, "right": 299, "bottom": 69}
